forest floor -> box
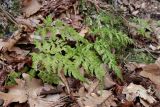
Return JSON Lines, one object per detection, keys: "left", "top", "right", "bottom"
{"left": 0, "top": 0, "right": 160, "bottom": 107}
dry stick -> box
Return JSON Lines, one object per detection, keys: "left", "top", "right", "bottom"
{"left": 0, "top": 5, "right": 18, "bottom": 26}
{"left": 58, "top": 70, "right": 71, "bottom": 94}
{"left": 0, "top": 5, "right": 25, "bottom": 52}
{"left": 0, "top": 30, "right": 22, "bottom": 52}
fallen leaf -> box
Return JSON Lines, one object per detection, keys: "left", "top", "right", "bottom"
{"left": 122, "top": 83, "right": 157, "bottom": 106}
{"left": 22, "top": 0, "right": 42, "bottom": 17}
{"left": 0, "top": 73, "right": 68, "bottom": 107}
{"left": 103, "top": 73, "right": 116, "bottom": 89}
{"left": 0, "top": 61, "right": 13, "bottom": 92}
{"left": 77, "top": 90, "right": 114, "bottom": 107}
{"left": 70, "top": 15, "right": 82, "bottom": 29}
{"left": 140, "top": 64, "right": 160, "bottom": 85}
{"left": 102, "top": 95, "right": 117, "bottom": 107}
{"left": 125, "top": 62, "right": 146, "bottom": 72}
{"left": 140, "top": 58, "right": 160, "bottom": 100}
{"left": 9, "top": 47, "right": 30, "bottom": 56}
{"left": 79, "top": 27, "right": 89, "bottom": 37}
{"left": 0, "top": 30, "right": 22, "bottom": 52}
{"left": 0, "top": 79, "right": 27, "bottom": 106}
{"left": 16, "top": 16, "right": 40, "bottom": 27}
{"left": 41, "top": 0, "right": 76, "bottom": 16}
{"left": 83, "top": 80, "right": 99, "bottom": 94}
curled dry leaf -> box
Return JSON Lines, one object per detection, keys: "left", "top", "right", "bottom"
{"left": 122, "top": 83, "right": 157, "bottom": 106}
{"left": 140, "top": 58, "right": 160, "bottom": 100}
{"left": 140, "top": 64, "right": 160, "bottom": 85}
{"left": 0, "top": 30, "right": 22, "bottom": 52}
{"left": 0, "top": 73, "right": 67, "bottom": 107}
{"left": 0, "top": 79, "right": 27, "bottom": 106}
{"left": 140, "top": 57, "right": 160, "bottom": 84}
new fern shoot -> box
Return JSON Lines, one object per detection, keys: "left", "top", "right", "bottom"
{"left": 31, "top": 14, "right": 132, "bottom": 84}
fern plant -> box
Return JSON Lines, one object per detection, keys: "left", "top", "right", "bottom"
{"left": 5, "top": 71, "right": 21, "bottom": 86}
{"left": 132, "top": 18, "right": 152, "bottom": 38}
{"left": 31, "top": 14, "right": 132, "bottom": 84}
{"left": 85, "top": 11, "right": 133, "bottom": 78}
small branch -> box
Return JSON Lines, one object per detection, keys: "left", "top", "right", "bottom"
{"left": 58, "top": 70, "right": 71, "bottom": 94}
{"left": 0, "top": 5, "right": 18, "bottom": 26}
{"left": 134, "top": 48, "right": 158, "bottom": 59}
{"left": 0, "top": 30, "right": 22, "bottom": 52}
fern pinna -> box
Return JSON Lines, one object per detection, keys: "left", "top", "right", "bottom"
{"left": 31, "top": 15, "right": 132, "bottom": 84}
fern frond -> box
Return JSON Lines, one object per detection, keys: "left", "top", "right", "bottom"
{"left": 31, "top": 14, "right": 132, "bottom": 84}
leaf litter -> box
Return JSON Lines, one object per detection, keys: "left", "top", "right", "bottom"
{"left": 0, "top": 0, "right": 160, "bottom": 107}
{"left": 0, "top": 73, "right": 69, "bottom": 107}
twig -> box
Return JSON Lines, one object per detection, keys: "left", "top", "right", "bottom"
{"left": 134, "top": 48, "right": 158, "bottom": 59}
{"left": 0, "top": 29, "right": 22, "bottom": 52}
{"left": 86, "top": 0, "right": 100, "bottom": 12}
{"left": 58, "top": 70, "right": 71, "bottom": 94}
{"left": 0, "top": 5, "right": 18, "bottom": 26}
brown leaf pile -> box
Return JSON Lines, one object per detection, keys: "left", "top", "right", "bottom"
{"left": 0, "top": 73, "right": 68, "bottom": 107}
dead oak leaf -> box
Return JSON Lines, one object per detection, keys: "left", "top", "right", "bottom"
{"left": 140, "top": 58, "right": 160, "bottom": 100}
{"left": 0, "top": 73, "right": 64, "bottom": 107}
{"left": 140, "top": 64, "right": 160, "bottom": 85}
{"left": 22, "top": 0, "right": 42, "bottom": 17}
{"left": 0, "top": 79, "right": 27, "bottom": 106}
{"left": 122, "top": 83, "right": 157, "bottom": 105}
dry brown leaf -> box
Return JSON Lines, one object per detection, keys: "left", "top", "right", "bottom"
{"left": 0, "top": 30, "right": 22, "bottom": 52}
{"left": 16, "top": 16, "right": 40, "bottom": 27}
{"left": 77, "top": 90, "right": 113, "bottom": 107}
{"left": 0, "top": 61, "right": 11, "bottom": 91}
{"left": 9, "top": 47, "right": 30, "bottom": 56}
{"left": 122, "top": 83, "right": 157, "bottom": 106}
{"left": 139, "top": 58, "right": 160, "bottom": 100}
{"left": 79, "top": 27, "right": 89, "bottom": 37}
{"left": 103, "top": 73, "right": 116, "bottom": 89}
{"left": 140, "top": 64, "right": 160, "bottom": 85}
{"left": 102, "top": 95, "right": 117, "bottom": 107}
{"left": 40, "top": 0, "right": 76, "bottom": 16}
{"left": 0, "top": 79, "right": 27, "bottom": 106}
{"left": 22, "top": 0, "right": 42, "bottom": 17}
{"left": 0, "top": 73, "right": 67, "bottom": 107}
{"left": 125, "top": 62, "right": 146, "bottom": 72}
